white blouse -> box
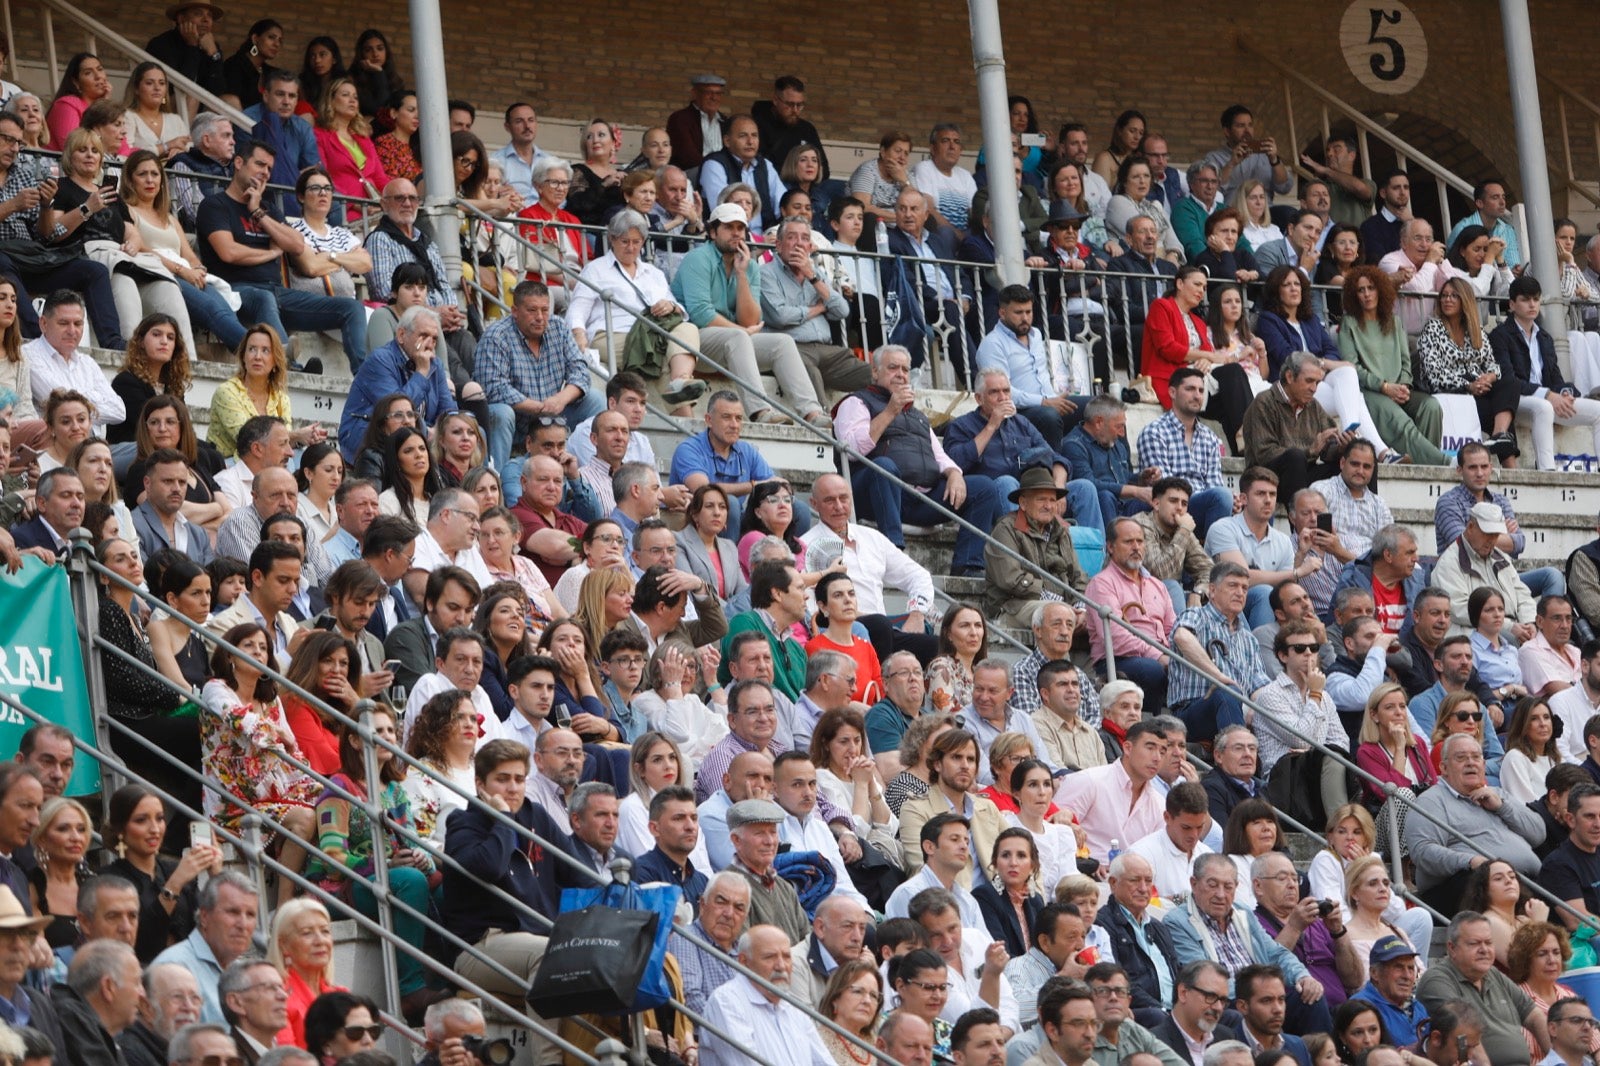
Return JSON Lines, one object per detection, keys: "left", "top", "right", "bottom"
{"left": 566, "top": 253, "right": 680, "bottom": 338}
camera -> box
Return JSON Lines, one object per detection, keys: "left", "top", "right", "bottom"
{"left": 1316, "top": 899, "right": 1336, "bottom": 918}
{"left": 461, "top": 1036, "right": 514, "bottom": 1066}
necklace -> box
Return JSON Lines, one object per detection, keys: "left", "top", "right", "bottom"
{"left": 835, "top": 1033, "right": 871, "bottom": 1066}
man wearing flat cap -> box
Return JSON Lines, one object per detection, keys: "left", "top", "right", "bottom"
{"left": 667, "top": 74, "right": 730, "bottom": 172}
{"left": 147, "top": 2, "right": 228, "bottom": 98}
{"left": 724, "top": 798, "right": 807, "bottom": 944}
{"left": 1430, "top": 500, "right": 1538, "bottom": 640}
{"left": 984, "top": 467, "right": 1087, "bottom": 627}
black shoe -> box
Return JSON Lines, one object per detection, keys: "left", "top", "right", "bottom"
{"left": 950, "top": 564, "right": 986, "bottom": 578}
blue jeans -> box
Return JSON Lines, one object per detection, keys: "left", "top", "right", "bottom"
{"left": 850, "top": 459, "right": 1002, "bottom": 571}
{"left": 1523, "top": 566, "right": 1567, "bottom": 599}
{"left": 1018, "top": 398, "right": 1091, "bottom": 450}
{"left": 347, "top": 864, "right": 432, "bottom": 995}
{"left": 1092, "top": 488, "right": 1152, "bottom": 536}
{"left": 181, "top": 277, "right": 258, "bottom": 350}
{"left": 1188, "top": 486, "right": 1233, "bottom": 541}
{"left": 1097, "top": 654, "right": 1168, "bottom": 709}
{"left": 1244, "top": 585, "right": 1274, "bottom": 628}
{"left": 237, "top": 282, "right": 368, "bottom": 373}
{"left": 1173, "top": 687, "right": 1248, "bottom": 742}
{"left": 1162, "top": 578, "right": 1186, "bottom": 616}
{"left": 486, "top": 392, "right": 605, "bottom": 475}
{"left": 993, "top": 475, "right": 1103, "bottom": 533}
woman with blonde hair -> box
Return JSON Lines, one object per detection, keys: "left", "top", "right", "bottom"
{"left": 269, "top": 897, "right": 345, "bottom": 1045}
{"left": 1414, "top": 276, "right": 1520, "bottom": 460}
{"left": 571, "top": 568, "right": 635, "bottom": 667}
{"left": 430, "top": 411, "right": 487, "bottom": 488}
{"left": 208, "top": 326, "right": 327, "bottom": 457}
{"left": 1342, "top": 853, "right": 1420, "bottom": 987}
{"left": 1233, "top": 178, "right": 1283, "bottom": 249}
{"left": 313, "top": 76, "right": 390, "bottom": 218}
{"left": 1354, "top": 681, "right": 1436, "bottom": 841}
{"left": 617, "top": 730, "right": 712, "bottom": 870}
{"left": 27, "top": 797, "right": 94, "bottom": 949}
{"left": 1307, "top": 802, "right": 1433, "bottom": 959}
{"left": 634, "top": 639, "right": 727, "bottom": 774}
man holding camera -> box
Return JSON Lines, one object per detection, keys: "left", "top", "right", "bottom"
{"left": 418, "top": 1000, "right": 508, "bottom": 1066}
{"left": 1250, "top": 850, "right": 1362, "bottom": 1011}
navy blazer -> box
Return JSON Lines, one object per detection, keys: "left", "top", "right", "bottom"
{"left": 1489, "top": 316, "right": 1572, "bottom": 397}
{"left": 972, "top": 880, "right": 1044, "bottom": 958}
{"left": 1104, "top": 252, "right": 1177, "bottom": 327}
{"left": 1096, "top": 899, "right": 1182, "bottom": 1012}
{"left": 1255, "top": 310, "right": 1340, "bottom": 380}
{"left": 881, "top": 225, "right": 958, "bottom": 304}
{"left": 10, "top": 516, "right": 66, "bottom": 561}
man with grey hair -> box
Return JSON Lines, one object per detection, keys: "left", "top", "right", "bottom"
{"left": 835, "top": 344, "right": 1001, "bottom": 577}
{"left": 1405, "top": 732, "right": 1546, "bottom": 914}
{"left": 1200, "top": 1041, "right": 1253, "bottom": 1066}
{"left": 367, "top": 179, "right": 470, "bottom": 340}
{"left": 54, "top": 939, "right": 143, "bottom": 1066}
{"left": 727, "top": 798, "right": 808, "bottom": 943}
{"left": 215, "top": 465, "right": 337, "bottom": 586}
{"left": 611, "top": 460, "right": 664, "bottom": 539}
{"left": 702, "top": 924, "right": 834, "bottom": 1066}
{"left": 1416, "top": 910, "right": 1549, "bottom": 1064}
{"left": 1240, "top": 353, "right": 1352, "bottom": 507}
{"left": 152, "top": 871, "right": 260, "bottom": 1024}
{"left": 1379, "top": 216, "right": 1465, "bottom": 337}
{"left": 339, "top": 303, "right": 458, "bottom": 462}
{"left": 167, "top": 1025, "right": 240, "bottom": 1066}
{"left": 1167, "top": 561, "right": 1274, "bottom": 743}
{"left": 961, "top": 659, "right": 1052, "bottom": 786}
{"left": 760, "top": 217, "right": 871, "bottom": 403}
{"left": 791, "top": 649, "right": 859, "bottom": 752}
{"left": 563, "top": 781, "right": 628, "bottom": 884}
{"left": 170, "top": 111, "right": 235, "bottom": 228}
{"left": 909, "top": 123, "right": 976, "bottom": 234}
{"left": 668, "top": 869, "right": 751, "bottom": 1012}
{"left": 1172, "top": 162, "right": 1225, "bottom": 260}
{"left": 410, "top": 486, "right": 493, "bottom": 587}
{"left": 132, "top": 965, "right": 204, "bottom": 1062}
{"left": 788, "top": 896, "right": 872, "bottom": 1007}
{"left": 419, "top": 999, "right": 490, "bottom": 1066}
{"left": 877, "top": 1011, "right": 935, "bottom": 1066}
{"left": 1063, "top": 394, "right": 1160, "bottom": 536}
{"left": 259, "top": 1050, "right": 317, "bottom": 1066}
{"left": 217, "top": 959, "right": 285, "bottom": 1066}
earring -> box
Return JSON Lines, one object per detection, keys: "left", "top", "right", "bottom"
{"left": 114, "top": 838, "right": 127, "bottom": 859}
{"left": 250, "top": 44, "right": 259, "bottom": 58}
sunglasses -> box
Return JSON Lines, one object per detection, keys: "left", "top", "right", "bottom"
{"left": 1285, "top": 643, "right": 1321, "bottom": 654}
{"left": 1452, "top": 711, "right": 1485, "bottom": 723}
{"left": 342, "top": 1025, "right": 384, "bottom": 1042}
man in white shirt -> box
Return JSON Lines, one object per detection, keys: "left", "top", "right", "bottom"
{"left": 1128, "top": 782, "right": 1215, "bottom": 904}
{"left": 1540, "top": 996, "right": 1599, "bottom": 1066}
{"left": 22, "top": 291, "right": 125, "bottom": 429}
{"left": 911, "top": 888, "right": 1021, "bottom": 1034}
{"left": 772, "top": 751, "right": 869, "bottom": 909}
{"left": 402, "top": 628, "right": 497, "bottom": 744}
{"left": 909, "top": 123, "right": 978, "bottom": 237}
{"left": 701, "top": 925, "right": 836, "bottom": 1066}
{"left": 1551, "top": 640, "right": 1600, "bottom": 764}
{"left": 410, "top": 487, "right": 493, "bottom": 588}
{"left": 491, "top": 102, "right": 547, "bottom": 201}
{"left": 213, "top": 416, "right": 293, "bottom": 510}
{"left": 885, "top": 813, "right": 985, "bottom": 927}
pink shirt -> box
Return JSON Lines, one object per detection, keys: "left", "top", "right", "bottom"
{"left": 1084, "top": 564, "right": 1176, "bottom": 664}
{"left": 1518, "top": 631, "right": 1582, "bottom": 695}
{"left": 1378, "top": 249, "right": 1466, "bottom": 335}
{"left": 834, "top": 396, "right": 956, "bottom": 481}
{"left": 1052, "top": 758, "right": 1164, "bottom": 862}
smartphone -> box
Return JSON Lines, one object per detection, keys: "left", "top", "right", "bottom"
{"left": 45, "top": 162, "right": 60, "bottom": 181}
{"left": 1343, "top": 422, "right": 1361, "bottom": 433}
{"left": 1019, "top": 132, "right": 1046, "bottom": 148}
{"left": 189, "top": 821, "right": 214, "bottom": 849}
{"left": 1317, "top": 513, "right": 1334, "bottom": 534}
{"left": 382, "top": 659, "right": 402, "bottom": 674}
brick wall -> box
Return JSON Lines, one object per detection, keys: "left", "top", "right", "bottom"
{"left": 23, "top": 0, "right": 1600, "bottom": 200}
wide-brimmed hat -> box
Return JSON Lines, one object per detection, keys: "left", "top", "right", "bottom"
{"left": 1045, "top": 200, "right": 1088, "bottom": 227}
{"left": 0, "top": 886, "right": 48, "bottom": 933}
{"left": 1008, "top": 466, "right": 1068, "bottom": 504}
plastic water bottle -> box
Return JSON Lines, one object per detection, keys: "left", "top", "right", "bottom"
{"left": 877, "top": 219, "right": 901, "bottom": 335}
{"left": 1107, "top": 839, "right": 1122, "bottom": 863}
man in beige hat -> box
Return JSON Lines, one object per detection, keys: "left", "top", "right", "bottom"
{"left": 983, "top": 467, "right": 1086, "bottom": 627}
{"left": 0, "top": 884, "right": 63, "bottom": 1051}
{"left": 1429, "top": 500, "right": 1537, "bottom": 639}
{"left": 146, "top": 2, "right": 227, "bottom": 98}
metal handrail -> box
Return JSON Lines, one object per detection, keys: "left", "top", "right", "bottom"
{"left": 1536, "top": 72, "right": 1600, "bottom": 209}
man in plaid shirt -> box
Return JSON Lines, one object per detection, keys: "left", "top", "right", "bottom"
{"left": 1135, "top": 368, "right": 1237, "bottom": 539}
{"left": 1169, "top": 561, "right": 1273, "bottom": 742}
{"left": 478, "top": 280, "right": 603, "bottom": 474}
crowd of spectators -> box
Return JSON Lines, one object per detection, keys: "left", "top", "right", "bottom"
{"left": 7, "top": 15, "right": 1600, "bottom": 1066}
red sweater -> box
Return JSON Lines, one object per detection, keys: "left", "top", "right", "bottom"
{"left": 1140, "top": 297, "right": 1212, "bottom": 407}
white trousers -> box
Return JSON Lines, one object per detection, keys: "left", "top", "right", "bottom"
{"left": 1316, "top": 364, "right": 1391, "bottom": 454}
{"left": 1515, "top": 391, "right": 1600, "bottom": 469}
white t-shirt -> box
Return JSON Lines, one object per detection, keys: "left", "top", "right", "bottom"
{"left": 909, "top": 160, "right": 978, "bottom": 230}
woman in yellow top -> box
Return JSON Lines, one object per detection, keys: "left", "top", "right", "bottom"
{"left": 208, "top": 326, "right": 327, "bottom": 457}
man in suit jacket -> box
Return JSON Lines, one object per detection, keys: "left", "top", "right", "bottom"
{"left": 1149, "top": 959, "right": 1242, "bottom": 1064}
{"left": 1201, "top": 727, "right": 1268, "bottom": 829}
{"left": 218, "top": 958, "right": 286, "bottom": 1066}
{"left": 896, "top": 738, "right": 1005, "bottom": 882}
{"left": 1107, "top": 216, "right": 1179, "bottom": 365}
{"left": 383, "top": 564, "right": 482, "bottom": 693}
{"left": 556, "top": 783, "right": 630, "bottom": 886}
{"left": 1254, "top": 210, "right": 1328, "bottom": 320}
{"left": 299, "top": 560, "right": 391, "bottom": 690}
{"left": 666, "top": 74, "right": 730, "bottom": 172}
{"left": 359, "top": 514, "right": 421, "bottom": 642}
{"left": 1491, "top": 274, "right": 1600, "bottom": 471}
{"left": 1096, "top": 853, "right": 1182, "bottom": 1019}
{"left": 879, "top": 185, "right": 974, "bottom": 385}
{"left": 11, "top": 468, "right": 83, "bottom": 562}
{"left": 133, "top": 450, "right": 215, "bottom": 565}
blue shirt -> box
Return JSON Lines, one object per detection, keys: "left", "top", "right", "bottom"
{"left": 973, "top": 323, "right": 1057, "bottom": 407}
{"left": 1169, "top": 603, "right": 1272, "bottom": 706}
{"left": 669, "top": 430, "right": 774, "bottom": 488}
{"left": 1446, "top": 212, "right": 1523, "bottom": 268}
{"left": 1352, "top": 981, "right": 1429, "bottom": 1046}
{"left": 325, "top": 527, "right": 360, "bottom": 567}
{"left": 1061, "top": 424, "right": 1135, "bottom": 497}
{"left": 632, "top": 846, "right": 707, "bottom": 908}
{"left": 338, "top": 339, "right": 458, "bottom": 458}
{"left": 1470, "top": 630, "right": 1524, "bottom": 690}
{"left": 1205, "top": 514, "right": 1294, "bottom": 572}
{"left": 152, "top": 928, "right": 226, "bottom": 1023}
{"left": 941, "top": 408, "right": 1071, "bottom": 482}
{"left": 1119, "top": 902, "right": 1175, "bottom": 1006}
{"left": 492, "top": 141, "right": 550, "bottom": 202}
{"left": 1136, "top": 411, "right": 1225, "bottom": 491}
{"left": 475, "top": 315, "right": 592, "bottom": 408}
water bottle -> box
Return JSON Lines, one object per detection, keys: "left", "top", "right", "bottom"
{"left": 1108, "top": 838, "right": 1122, "bottom": 863}
{"left": 876, "top": 219, "right": 901, "bottom": 334}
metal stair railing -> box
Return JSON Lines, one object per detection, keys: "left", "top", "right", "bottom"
{"left": 9, "top": 0, "right": 250, "bottom": 129}
{"left": 67, "top": 535, "right": 903, "bottom": 1066}
{"left": 1534, "top": 73, "right": 1600, "bottom": 211}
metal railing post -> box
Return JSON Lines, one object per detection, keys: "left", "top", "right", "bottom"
{"left": 66, "top": 529, "right": 117, "bottom": 792}
{"left": 1099, "top": 610, "right": 1117, "bottom": 682}
{"left": 358, "top": 702, "right": 403, "bottom": 1017}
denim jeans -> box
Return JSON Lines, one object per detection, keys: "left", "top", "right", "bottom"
{"left": 850, "top": 458, "right": 1001, "bottom": 571}
{"left": 993, "top": 474, "right": 1104, "bottom": 533}
{"left": 1188, "top": 485, "right": 1234, "bottom": 542}
{"left": 237, "top": 282, "right": 368, "bottom": 373}
{"left": 486, "top": 391, "right": 605, "bottom": 475}
{"left": 178, "top": 277, "right": 254, "bottom": 350}
{"left": 1173, "top": 687, "right": 1248, "bottom": 742}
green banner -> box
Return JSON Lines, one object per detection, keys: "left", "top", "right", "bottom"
{"left": 0, "top": 560, "right": 97, "bottom": 795}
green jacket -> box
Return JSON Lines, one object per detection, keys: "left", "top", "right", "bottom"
{"left": 719, "top": 610, "right": 807, "bottom": 700}
{"left": 1338, "top": 317, "right": 1413, "bottom": 392}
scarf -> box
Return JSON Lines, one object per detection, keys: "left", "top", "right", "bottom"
{"left": 375, "top": 214, "right": 443, "bottom": 294}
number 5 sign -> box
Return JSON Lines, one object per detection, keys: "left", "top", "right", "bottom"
{"left": 1341, "top": 1, "right": 1428, "bottom": 95}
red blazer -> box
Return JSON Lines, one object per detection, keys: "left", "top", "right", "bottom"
{"left": 313, "top": 126, "right": 391, "bottom": 219}
{"left": 1140, "top": 296, "right": 1212, "bottom": 407}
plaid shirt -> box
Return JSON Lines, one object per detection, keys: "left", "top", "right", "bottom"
{"left": 1170, "top": 603, "right": 1272, "bottom": 706}
{"left": 1204, "top": 910, "right": 1256, "bottom": 979}
{"left": 1434, "top": 483, "right": 1524, "bottom": 557}
{"left": 670, "top": 920, "right": 740, "bottom": 1014}
{"left": 1135, "top": 411, "right": 1225, "bottom": 490}
{"left": 1251, "top": 672, "right": 1350, "bottom": 775}
{"left": 364, "top": 226, "right": 459, "bottom": 306}
{"left": 1009, "top": 649, "right": 1102, "bottom": 726}
{"left": 475, "top": 314, "right": 591, "bottom": 408}
{"left": 0, "top": 157, "right": 40, "bottom": 241}
{"left": 1308, "top": 475, "right": 1393, "bottom": 561}
{"left": 1133, "top": 511, "right": 1212, "bottom": 599}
